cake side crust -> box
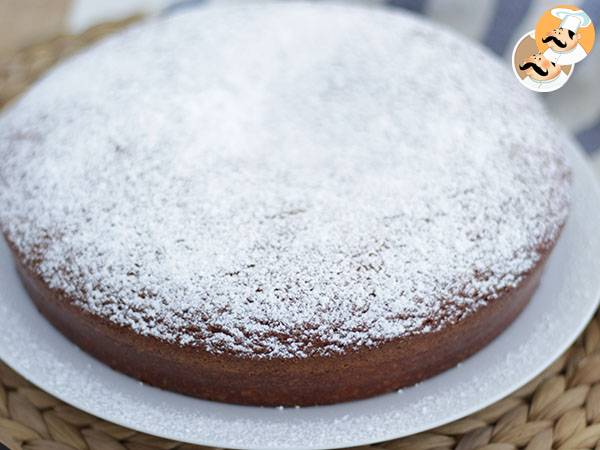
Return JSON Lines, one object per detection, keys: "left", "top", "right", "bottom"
{"left": 11, "top": 240, "right": 551, "bottom": 406}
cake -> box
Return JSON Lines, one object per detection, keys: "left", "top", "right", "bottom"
{"left": 0, "top": 3, "right": 570, "bottom": 406}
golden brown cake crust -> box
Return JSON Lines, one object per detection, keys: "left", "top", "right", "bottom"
{"left": 11, "top": 240, "right": 550, "bottom": 406}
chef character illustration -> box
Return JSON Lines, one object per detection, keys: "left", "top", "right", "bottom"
{"left": 542, "top": 8, "right": 592, "bottom": 65}
{"left": 518, "top": 52, "right": 569, "bottom": 93}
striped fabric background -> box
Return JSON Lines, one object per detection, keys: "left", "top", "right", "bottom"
{"left": 9, "top": 0, "right": 600, "bottom": 157}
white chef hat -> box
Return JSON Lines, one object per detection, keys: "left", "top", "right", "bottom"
{"left": 551, "top": 8, "right": 592, "bottom": 33}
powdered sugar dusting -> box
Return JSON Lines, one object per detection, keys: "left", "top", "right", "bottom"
{"left": 0, "top": 3, "right": 570, "bottom": 358}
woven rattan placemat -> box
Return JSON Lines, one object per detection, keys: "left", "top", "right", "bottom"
{"left": 2, "top": 18, "right": 600, "bottom": 450}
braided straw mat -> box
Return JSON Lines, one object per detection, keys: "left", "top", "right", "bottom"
{"left": 2, "top": 16, "right": 600, "bottom": 450}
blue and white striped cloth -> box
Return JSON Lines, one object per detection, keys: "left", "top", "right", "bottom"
{"left": 70, "top": 0, "right": 599, "bottom": 155}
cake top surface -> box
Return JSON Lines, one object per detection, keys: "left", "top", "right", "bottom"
{"left": 0, "top": 2, "right": 570, "bottom": 358}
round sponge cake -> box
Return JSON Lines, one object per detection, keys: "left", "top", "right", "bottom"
{"left": 0, "top": 3, "right": 570, "bottom": 405}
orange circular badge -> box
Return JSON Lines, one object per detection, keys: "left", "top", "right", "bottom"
{"left": 535, "top": 5, "right": 595, "bottom": 65}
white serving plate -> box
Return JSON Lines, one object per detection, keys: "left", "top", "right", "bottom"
{"left": 1, "top": 143, "right": 599, "bottom": 450}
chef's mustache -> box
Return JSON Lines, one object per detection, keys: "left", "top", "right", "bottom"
{"left": 542, "top": 35, "right": 567, "bottom": 48}
{"left": 519, "top": 62, "right": 549, "bottom": 77}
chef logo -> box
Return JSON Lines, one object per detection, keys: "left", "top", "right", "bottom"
{"left": 537, "top": 6, "right": 595, "bottom": 65}
{"left": 512, "top": 5, "right": 595, "bottom": 93}
{"left": 512, "top": 32, "right": 574, "bottom": 93}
